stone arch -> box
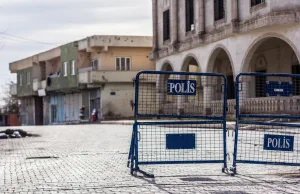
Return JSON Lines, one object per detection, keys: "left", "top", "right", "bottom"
{"left": 160, "top": 60, "right": 174, "bottom": 71}
{"left": 241, "top": 33, "right": 300, "bottom": 73}
{"left": 180, "top": 53, "right": 201, "bottom": 72}
{"left": 206, "top": 44, "right": 235, "bottom": 100}
{"left": 206, "top": 44, "right": 235, "bottom": 76}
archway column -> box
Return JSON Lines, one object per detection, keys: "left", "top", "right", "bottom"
{"left": 156, "top": 74, "right": 167, "bottom": 114}
{"left": 202, "top": 76, "right": 217, "bottom": 115}
{"left": 237, "top": 77, "right": 250, "bottom": 114}
{"left": 177, "top": 75, "right": 188, "bottom": 115}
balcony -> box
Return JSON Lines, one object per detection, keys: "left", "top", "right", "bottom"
{"left": 78, "top": 69, "right": 141, "bottom": 84}
{"left": 10, "top": 84, "right": 17, "bottom": 96}
{"left": 33, "top": 79, "right": 47, "bottom": 91}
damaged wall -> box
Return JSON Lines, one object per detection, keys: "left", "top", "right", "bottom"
{"left": 101, "top": 83, "right": 134, "bottom": 119}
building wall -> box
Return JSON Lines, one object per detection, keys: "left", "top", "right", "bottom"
{"left": 47, "top": 43, "right": 78, "bottom": 91}
{"left": 90, "top": 47, "right": 155, "bottom": 71}
{"left": 101, "top": 83, "right": 135, "bottom": 119}
{"left": 17, "top": 67, "right": 33, "bottom": 97}
{"left": 77, "top": 51, "right": 90, "bottom": 69}
{"left": 154, "top": 0, "right": 300, "bottom": 52}
{"left": 64, "top": 93, "right": 82, "bottom": 122}
{"left": 20, "top": 97, "right": 35, "bottom": 125}
{"left": 81, "top": 90, "right": 90, "bottom": 120}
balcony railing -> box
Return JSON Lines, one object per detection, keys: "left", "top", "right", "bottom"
{"left": 78, "top": 70, "right": 142, "bottom": 84}
{"left": 158, "top": 97, "right": 300, "bottom": 117}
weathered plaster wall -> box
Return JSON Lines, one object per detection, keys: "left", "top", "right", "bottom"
{"left": 101, "top": 83, "right": 134, "bottom": 119}
{"left": 98, "top": 47, "right": 155, "bottom": 71}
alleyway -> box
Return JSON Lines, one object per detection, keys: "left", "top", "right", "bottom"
{"left": 0, "top": 124, "right": 299, "bottom": 193}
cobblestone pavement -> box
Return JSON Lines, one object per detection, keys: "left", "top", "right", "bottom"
{"left": 0, "top": 124, "right": 299, "bottom": 194}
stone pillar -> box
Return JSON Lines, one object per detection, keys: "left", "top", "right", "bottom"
{"left": 199, "top": 0, "right": 205, "bottom": 34}
{"left": 202, "top": 77, "right": 217, "bottom": 115}
{"left": 238, "top": 78, "right": 250, "bottom": 114}
{"left": 171, "top": 0, "right": 178, "bottom": 45}
{"left": 231, "top": 0, "right": 239, "bottom": 22}
{"left": 194, "top": 0, "right": 205, "bottom": 35}
{"left": 157, "top": 75, "right": 167, "bottom": 114}
{"left": 152, "top": 0, "right": 158, "bottom": 52}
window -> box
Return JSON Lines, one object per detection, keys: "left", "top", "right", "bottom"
{"left": 116, "top": 58, "right": 121, "bottom": 70}
{"left": 64, "top": 62, "right": 68, "bottom": 77}
{"left": 163, "top": 9, "right": 170, "bottom": 41}
{"left": 27, "top": 72, "right": 30, "bottom": 85}
{"left": 251, "top": 0, "right": 264, "bottom": 7}
{"left": 91, "top": 59, "right": 98, "bottom": 70}
{"left": 214, "top": 0, "right": 224, "bottom": 21}
{"left": 71, "top": 60, "right": 76, "bottom": 75}
{"left": 185, "top": 0, "right": 194, "bottom": 32}
{"left": 19, "top": 74, "right": 23, "bottom": 86}
{"left": 116, "top": 57, "right": 131, "bottom": 71}
{"left": 255, "top": 70, "right": 267, "bottom": 97}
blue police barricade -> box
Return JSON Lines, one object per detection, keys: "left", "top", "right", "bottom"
{"left": 233, "top": 73, "right": 300, "bottom": 174}
{"left": 128, "top": 71, "right": 229, "bottom": 177}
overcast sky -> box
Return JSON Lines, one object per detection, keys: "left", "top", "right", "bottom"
{"left": 0, "top": 0, "right": 152, "bottom": 91}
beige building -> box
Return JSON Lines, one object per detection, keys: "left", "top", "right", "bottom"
{"left": 9, "top": 36, "right": 154, "bottom": 125}
{"left": 150, "top": 0, "right": 300, "bottom": 116}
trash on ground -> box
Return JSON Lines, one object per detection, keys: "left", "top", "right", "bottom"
{"left": 0, "top": 129, "right": 37, "bottom": 139}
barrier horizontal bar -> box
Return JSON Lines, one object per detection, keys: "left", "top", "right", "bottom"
{"left": 138, "top": 160, "right": 224, "bottom": 165}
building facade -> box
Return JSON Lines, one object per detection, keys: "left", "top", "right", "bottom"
{"left": 10, "top": 36, "right": 154, "bottom": 125}
{"left": 150, "top": 0, "right": 300, "bottom": 116}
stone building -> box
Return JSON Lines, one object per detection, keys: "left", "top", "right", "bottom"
{"left": 10, "top": 36, "right": 154, "bottom": 125}
{"left": 150, "top": 0, "right": 300, "bottom": 116}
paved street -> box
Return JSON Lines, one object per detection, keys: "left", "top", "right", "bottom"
{"left": 0, "top": 124, "right": 299, "bottom": 194}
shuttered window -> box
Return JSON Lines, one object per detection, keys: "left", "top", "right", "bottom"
{"left": 91, "top": 60, "right": 98, "bottom": 70}
{"left": 163, "top": 10, "right": 170, "bottom": 41}
{"left": 64, "top": 62, "right": 68, "bottom": 76}
{"left": 185, "top": 0, "right": 194, "bottom": 32}
{"left": 71, "top": 60, "right": 76, "bottom": 75}
{"left": 116, "top": 57, "right": 131, "bottom": 71}
{"left": 214, "top": 0, "right": 224, "bottom": 21}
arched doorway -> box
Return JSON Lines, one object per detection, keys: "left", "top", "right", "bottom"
{"left": 207, "top": 47, "right": 235, "bottom": 100}
{"left": 242, "top": 37, "right": 300, "bottom": 98}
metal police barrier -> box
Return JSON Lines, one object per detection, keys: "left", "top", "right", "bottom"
{"left": 128, "top": 71, "right": 229, "bottom": 177}
{"left": 233, "top": 73, "right": 300, "bottom": 174}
